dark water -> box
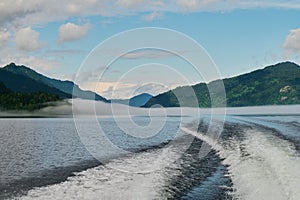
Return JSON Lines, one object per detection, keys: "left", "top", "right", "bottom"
{"left": 1, "top": 115, "right": 300, "bottom": 199}
{"left": 0, "top": 118, "right": 98, "bottom": 198}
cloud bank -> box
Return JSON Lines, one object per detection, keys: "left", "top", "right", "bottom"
{"left": 58, "top": 23, "right": 90, "bottom": 43}
{"left": 1, "top": 0, "right": 300, "bottom": 29}
{"left": 0, "top": 30, "right": 10, "bottom": 46}
{"left": 283, "top": 28, "right": 300, "bottom": 58}
{"left": 15, "top": 27, "right": 44, "bottom": 51}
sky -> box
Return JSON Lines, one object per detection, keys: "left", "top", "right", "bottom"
{"left": 0, "top": 0, "right": 300, "bottom": 99}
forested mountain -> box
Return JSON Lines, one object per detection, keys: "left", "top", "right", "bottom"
{"left": 2, "top": 61, "right": 300, "bottom": 110}
{"left": 0, "top": 81, "right": 60, "bottom": 111}
{"left": 0, "top": 63, "right": 109, "bottom": 110}
{"left": 2, "top": 63, "right": 109, "bottom": 102}
{"left": 0, "top": 67, "right": 71, "bottom": 98}
{"left": 111, "top": 93, "right": 153, "bottom": 107}
{"left": 144, "top": 62, "right": 300, "bottom": 107}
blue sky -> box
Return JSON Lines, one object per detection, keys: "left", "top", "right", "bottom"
{"left": 0, "top": 0, "right": 300, "bottom": 98}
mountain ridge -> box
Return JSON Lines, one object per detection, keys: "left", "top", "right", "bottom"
{"left": 2, "top": 63, "right": 109, "bottom": 102}
{"left": 0, "top": 67, "right": 71, "bottom": 98}
{"left": 144, "top": 61, "right": 300, "bottom": 107}
{"left": 0, "top": 80, "right": 61, "bottom": 111}
{"left": 1, "top": 61, "right": 300, "bottom": 109}
{"left": 111, "top": 93, "right": 153, "bottom": 107}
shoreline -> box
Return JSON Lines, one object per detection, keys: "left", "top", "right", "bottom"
{"left": 0, "top": 103, "right": 300, "bottom": 118}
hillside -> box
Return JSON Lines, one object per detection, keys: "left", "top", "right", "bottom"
{"left": 0, "top": 81, "right": 60, "bottom": 111}
{"left": 129, "top": 93, "right": 153, "bottom": 107}
{"left": 2, "top": 63, "right": 109, "bottom": 102}
{"left": 0, "top": 81, "right": 10, "bottom": 94}
{"left": 111, "top": 93, "right": 153, "bottom": 107}
{"left": 0, "top": 67, "right": 71, "bottom": 98}
{"left": 144, "top": 62, "right": 300, "bottom": 107}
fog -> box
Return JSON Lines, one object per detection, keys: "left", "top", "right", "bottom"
{"left": 0, "top": 99, "right": 299, "bottom": 117}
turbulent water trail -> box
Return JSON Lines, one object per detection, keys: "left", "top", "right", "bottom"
{"left": 20, "top": 146, "right": 172, "bottom": 200}
{"left": 20, "top": 134, "right": 222, "bottom": 200}
{"left": 182, "top": 117, "right": 300, "bottom": 200}
{"left": 20, "top": 133, "right": 232, "bottom": 200}
{"left": 16, "top": 115, "right": 300, "bottom": 200}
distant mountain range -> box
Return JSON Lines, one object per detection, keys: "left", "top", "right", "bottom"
{"left": 144, "top": 61, "right": 300, "bottom": 107}
{"left": 111, "top": 93, "right": 153, "bottom": 107}
{"left": 0, "top": 63, "right": 109, "bottom": 102}
{"left": 1, "top": 61, "right": 300, "bottom": 111}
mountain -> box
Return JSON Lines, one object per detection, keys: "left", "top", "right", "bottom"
{"left": 111, "top": 93, "right": 153, "bottom": 107}
{"left": 0, "top": 81, "right": 11, "bottom": 94}
{"left": 2, "top": 63, "right": 109, "bottom": 102}
{"left": 0, "top": 67, "right": 71, "bottom": 98}
{"left": 0, "top": 81, "right": 60, "bottom": 111}
{"left": 129, "top": 93, "right": 153, "bottom": 107}
{"left": 144, "top": 61, "right": 300, "bottom": 107}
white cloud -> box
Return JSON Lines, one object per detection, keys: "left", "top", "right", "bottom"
{"left": 133, "top": 83, "right": 170, "bottom": 96}
{"left": 0, "top": 0, "right": 110, "bottom": 28}
{"left": 236, "top": 1, "right": 300, "bottom": 10}
{"left": 0, "top": 41, "right": 61, "bottom": 75}
{"left": 1, "top": 0, "right": 300, "bottom": 82}
{"left": 80, "top": 81, "right": 136, "bottom": 99}
{"left": 11, "top": 56, "right": 59, "bottom": 73}
{"left": 98, "top": 82, "right": 179, "bottom": 99}
{"left": 58, "top": 22, "right": 90, "bottom": 43}
{"left": 0, "top": 1, "right": 300, "bottom": 29}
{"left": 142, "top": 12, "right": 163, "bottom": 21}
{"left": 80, "top": 81, "right": 171, "bottom": 99}
{"left": 0, "top": 48, "right": 60, "bottom": 74}
{"left": 283, "top": 28, "right": 300, "bottom": 58}
{"left": 0, "top": 30, "right": 11, "bottom": 46}
{"left": 115, "top": 0, "right": 148, "bottom": 8}
{"left": 176, "top": 0, "right": 200, "bottom": 10}
{"left": 0, "top": 0, "right": 42, "bottom": 26}
{"left": 80, "top": 79, "right": 181, "bottom": 99}
{"left": 115, "top": 0, "right": 165, "bottom": 9}
{"left": 15, "top": 27, "right": 44, "bottom": 51}
{"left": 100, "top": 82, "right": 137, "bottom": 99}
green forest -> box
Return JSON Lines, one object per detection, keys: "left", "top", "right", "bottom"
{"left": 0, "top": 82, "right": 60, "bottom": 111}
{"left": 144, "top": 62, "right": 300, "bottom": 108}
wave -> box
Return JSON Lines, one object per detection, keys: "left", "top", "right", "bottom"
{"left": 182, "top": 116, "right": 300, "bottom": 200}
{"left": 19, "top": 134, "right": 194, "bottom": 199}
{"left": 16, "top": 114, "right": 300, "bottom": 199}
{"left": 20, "top": 133, "right": 232, "bottom": 200}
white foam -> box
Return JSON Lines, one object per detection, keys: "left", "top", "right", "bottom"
{"left": 181, "top": 120, "right": 300, "bottom": 200}
{"left": 20, "top": 135, "right": 191, "bottom": 200}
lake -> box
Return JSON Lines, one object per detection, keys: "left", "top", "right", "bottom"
{"left": 1, "top": 106, "right": 300, "bottom": 199}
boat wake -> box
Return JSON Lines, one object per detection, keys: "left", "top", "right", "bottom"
{"left": 182, "top": 116, "right": 300, "bottom": 200}
{"left": 18, "top": 115, "right": 300, "bottom": 200}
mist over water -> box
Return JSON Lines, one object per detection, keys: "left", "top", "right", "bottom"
{"left": 2, "top": 99, "right": 299, "bottom": 118}
{"left": 63, "top": 99, "right": 300, "bottom": 117}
